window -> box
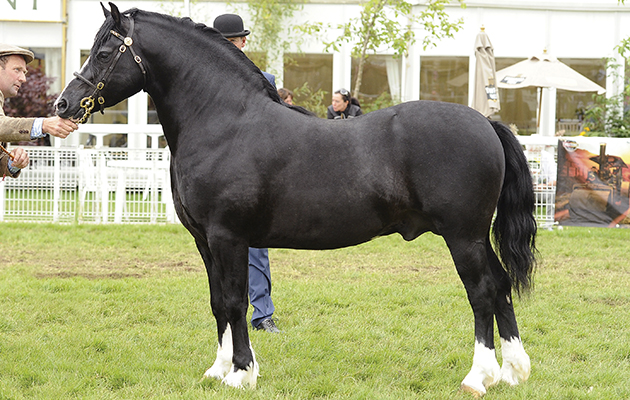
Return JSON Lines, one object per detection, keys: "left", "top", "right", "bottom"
{"left": 420, "top": 56, "right": 469, "bottom": 105}
{"left": 351, "top": 55, "right": 401, "bottom": 108}
{"left": 557, "top": 58, "right": 606, "bottom": 122}
{"left": 284, "top": 53, "right": 333, "bottom": 116}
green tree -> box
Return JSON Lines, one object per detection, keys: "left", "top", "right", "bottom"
{"left": 583, "top": 17, "right": 630, "bottom": 137}
{"left": 322, "top": 0, "right": 465, "bottom": 101}
{"left": 292, "top": 82, "right": 328, "bottom": 117}
{"left": 236, "top": 0, "right": 335, "bottom": 112}
{"left": 236, "top": 0, "right": 304, "bottom": 75}
{"left": 585, "top": 0, "right": 630, "bottom": 136}
{"left": 582, "top": 56, "right": 630, "bottom": 137}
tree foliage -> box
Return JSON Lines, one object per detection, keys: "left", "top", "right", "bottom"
{"left": 583, "top": 54, "right": 630, "bottom": 137}
{"left": 237, "top": 0, "right": 304, "bottom": 74}
{"left": 583, "top": 19, "right": 630, "bottom": 137}
{"left": 292, "top": 82, "right": 328, "bottom": 117}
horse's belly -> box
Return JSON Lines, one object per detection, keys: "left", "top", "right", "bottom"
{"left": 257, "top": 193, "right": 434, "bottom": 250}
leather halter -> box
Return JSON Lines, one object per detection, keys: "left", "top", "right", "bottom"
{"left": 72, "top": 16, "right": 146, "bottom": 124}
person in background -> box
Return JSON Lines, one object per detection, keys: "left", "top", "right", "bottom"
{"left": 213, "top": 14, "right": 276, "bottom": 88}
{"left": 0, "top": 43, "right": 78, "bottom": 178}
{"left": 278, "top": 88, "right": 293, "bottom": 105}
{"left": 213, "top": 13, "right": 280, "bottom": 334}
{"left": 327, "top": 88, "right": 363, "bottom": 119}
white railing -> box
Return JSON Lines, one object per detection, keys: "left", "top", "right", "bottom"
{"left": 0, "top": 125, "right": 559, "bottom": 227}
{"left": 0, "top": 146, "right": 175, "bottom": 223}
{"left": 520, "top": 135, "right": 558, "bottom": 229}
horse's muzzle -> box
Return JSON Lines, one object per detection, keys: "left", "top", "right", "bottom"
{"left": 55, "top": 97, "right": 87, "bottom": 123}
{"left": 54, "top": 97, "right": 69, "bottom": 117}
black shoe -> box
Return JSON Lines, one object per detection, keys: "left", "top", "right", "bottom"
{"left": 255, "top": 318, "right": 280, "bottom": 333}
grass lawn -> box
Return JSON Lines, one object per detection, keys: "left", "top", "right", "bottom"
{"left": 0, "top": 223, "right": 629, "bottom": 399}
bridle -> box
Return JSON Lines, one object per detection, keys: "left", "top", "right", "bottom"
{"left": 72, "top": 16, "right": 146, "bottom": 124}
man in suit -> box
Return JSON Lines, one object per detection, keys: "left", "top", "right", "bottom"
{"left": 213, "top": 14, "right": 280, "bottom": 333}
{"left": 0, "top": 43, "right": 77, "bottom": 177}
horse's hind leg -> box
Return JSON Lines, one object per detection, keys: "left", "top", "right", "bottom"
{"left": 196, "top": 237, "right": 259, "bottom": 388}
{"left": 444, "top": 234, "right": 501, "bottom": 397}
{"left": 486, "top": 240, "right": 530, "bottom": 386}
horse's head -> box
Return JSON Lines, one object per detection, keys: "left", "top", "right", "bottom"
{"left": 56, "top": 2, "right": 147, "bottom": 123}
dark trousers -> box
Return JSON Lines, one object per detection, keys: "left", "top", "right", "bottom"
{"left": 248, "top": 247, "right": 275, "bottom": 327}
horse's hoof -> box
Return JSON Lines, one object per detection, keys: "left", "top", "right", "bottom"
{"left": 203, "top": 364, "right": 228, "bottom": 380}
{"left": 460, "top": 383, "right": 485, "bottom": 398}
{"left": 500, "top": 338, "right": 531, "bottom": 385}
{"left": 221, "top": 365, "right": 258, "bottom": 389}
{"left": 500, "top": 361, "right": 531, "bottom": 386}
{"left": 203, "top": 355, "right": 233, "bottom": 381}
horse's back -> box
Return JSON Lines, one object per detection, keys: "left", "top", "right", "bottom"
{"left": 357, "top": 101, "right": 502, "bottom": 152}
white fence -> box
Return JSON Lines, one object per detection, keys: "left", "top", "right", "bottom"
{"left": 519, "top": 135, "right": 559, "bottom": 230}
{"left": 0, "top": 147, "right": 175, "bottom": 223}
{"left": 0, "top": 127, "right": 558, "bottom": 228}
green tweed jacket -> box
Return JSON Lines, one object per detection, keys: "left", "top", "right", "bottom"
{"left": 0, "top": 91, "right": 32, "bottom": 177}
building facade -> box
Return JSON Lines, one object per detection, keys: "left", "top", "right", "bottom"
{"left": 1, "top": 0, "right": 629, "bottom": 146}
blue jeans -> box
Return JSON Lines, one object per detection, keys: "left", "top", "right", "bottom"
{"left": 248, "top": 247, "right": 275, "bottom": 327}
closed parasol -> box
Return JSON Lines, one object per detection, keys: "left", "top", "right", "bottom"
{"left": 472, "top": 27, "right": 500, "bottom": 117}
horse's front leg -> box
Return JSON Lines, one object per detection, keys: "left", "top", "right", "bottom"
{"left": 446, "top": 236, "right": 501, "bottom": 398}
{"left": 197, "top": 236, "right": 259, "bottom": 388}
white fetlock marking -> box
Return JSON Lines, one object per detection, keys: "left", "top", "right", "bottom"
{"left": 461, "top": 341, "right": 501, "bottom": 397}
{"left": 204, "top": 324, "right": 234, "bottom": 380}
{"left": 500, "top": 337, "right": 530, "bottom": 386}
{"left": 203, "top": 324, "right": 259, "bottom": 389}
{"left": 222, "top": 343, "right": 259, "bottom": 389}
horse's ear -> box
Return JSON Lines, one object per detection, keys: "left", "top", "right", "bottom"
{"left": 108, "top": 2, "right": 123, "bottom": 28}
{"left": 101, "top": 2, "right": 111, "bottom": 19}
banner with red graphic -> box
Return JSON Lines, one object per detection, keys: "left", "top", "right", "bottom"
{"left": 555, "top": 137, "right": 630, "bottom": 227}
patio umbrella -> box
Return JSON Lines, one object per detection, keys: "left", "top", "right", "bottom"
{"left": 472, "top": 27, "right": 500, "bottom": 117}
{"left": 496, "top": 50, "right": 605, "bottom": 135}
{"left": 496, "top": 51, "right": 606, "bottom": 94}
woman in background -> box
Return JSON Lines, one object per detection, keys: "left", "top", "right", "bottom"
{"left": 327, "top": 88, "right": 362, "bottom": 119}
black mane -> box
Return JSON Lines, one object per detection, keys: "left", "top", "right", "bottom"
{"left": 93, "top": 7, "right": 286, "bottom": 106}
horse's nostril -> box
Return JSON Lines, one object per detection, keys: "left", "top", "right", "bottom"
{"left": 55, "top": 98, "right": 68, "bottom": 115}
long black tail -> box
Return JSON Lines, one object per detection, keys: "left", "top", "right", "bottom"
{"left": 490, "top": 120, "right": 538, "bottom": 295}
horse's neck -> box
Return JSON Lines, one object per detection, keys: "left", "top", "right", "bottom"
{"left": 140, "top": 17, "right": 271, "bottom": 135}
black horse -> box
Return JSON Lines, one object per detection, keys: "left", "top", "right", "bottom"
{"left": 56, "top": 3, "right": 537, "bottom": 397}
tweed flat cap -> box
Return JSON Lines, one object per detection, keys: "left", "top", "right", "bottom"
{"left": 0, "top": 43, "right": 34, "bottom": 64}
{"left": 213, "top": 14, "right": 250, "bottom": 38}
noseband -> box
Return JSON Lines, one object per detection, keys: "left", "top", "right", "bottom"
{"left": 72, "top": 16, "right": 146, "bottom": 124}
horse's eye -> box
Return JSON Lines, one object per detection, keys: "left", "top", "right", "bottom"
{"left": 96, "top": 51, "right": 111, "bottom": 62}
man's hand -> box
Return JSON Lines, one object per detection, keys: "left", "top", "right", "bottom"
{"left": 10, "top": 147, "right": 29, "bottom": 169}
{"left": 42, "top": 116, "right": 78, "bottom": 138}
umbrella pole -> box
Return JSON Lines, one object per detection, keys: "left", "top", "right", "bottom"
{"left": 537, "top": 88, "right": 543, "bottom": 132}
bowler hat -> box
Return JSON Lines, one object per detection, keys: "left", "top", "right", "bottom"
{"left": 213, "top": 14, "right": 250, "bottom": 38}
{"left": 0, "top": 43, "right": 34, "bottom": 64}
